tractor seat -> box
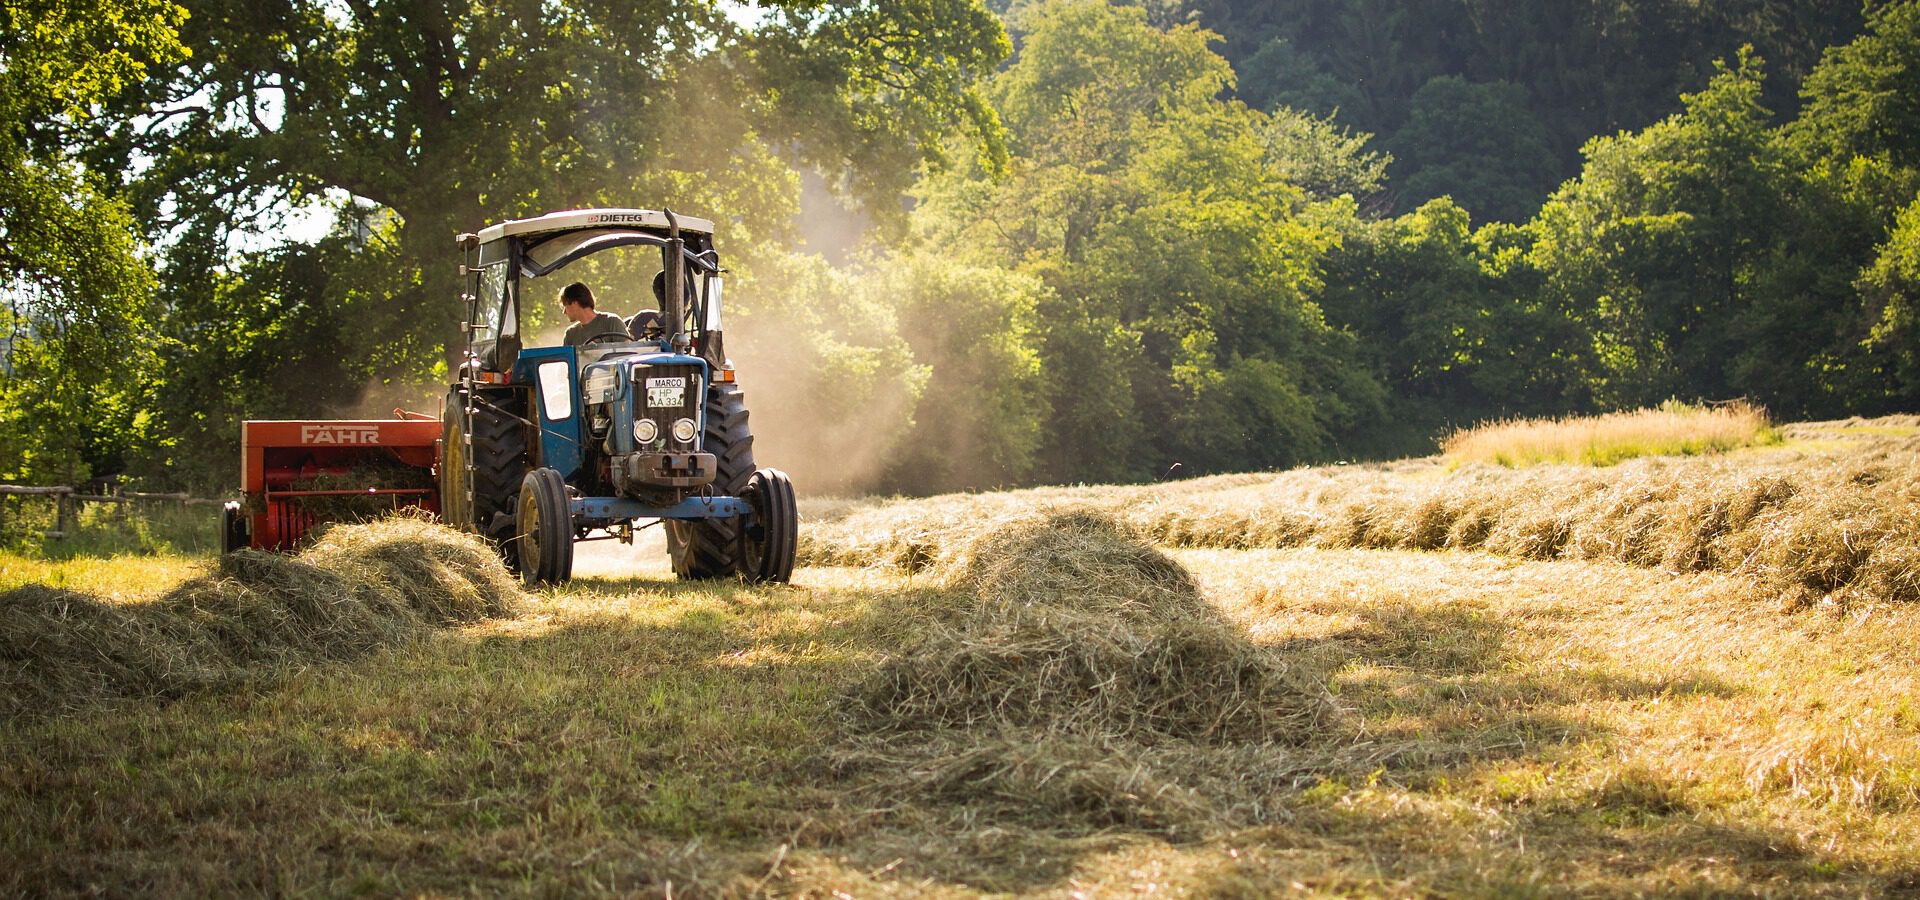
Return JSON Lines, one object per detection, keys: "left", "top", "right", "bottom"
{"left": 627, "top": 310, "right": 663, "bottom": 341}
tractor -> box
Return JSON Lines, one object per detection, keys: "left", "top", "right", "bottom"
{"left": 222, "top": 207, "right": 797, "bottom": 587}
{"left": 442, "top": 208, "right": 797, "bottom": 585}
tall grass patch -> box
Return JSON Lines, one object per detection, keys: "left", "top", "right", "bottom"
{"left": 1443, "top": 401, "right": 1775, "bottom": 467}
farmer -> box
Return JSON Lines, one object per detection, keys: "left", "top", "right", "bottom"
{"left": 559, "top": 281, "right": 629, "bottom": 346}
{"left": 627, "top": 271, "right": 668, "bottom": 340}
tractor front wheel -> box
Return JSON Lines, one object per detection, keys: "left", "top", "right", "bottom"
{"left": 516, "top": 468, "right": 574, "bottom": 586}
{"left": 740, "top": 468, "right": 797, "bottom": 583}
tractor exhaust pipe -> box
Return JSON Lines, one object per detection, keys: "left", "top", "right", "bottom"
{"left": 663, "top": 209, "right": 690, "bottom": 355}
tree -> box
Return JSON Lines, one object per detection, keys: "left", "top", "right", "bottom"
{"left": 879, "top": 253, "right": 1048, "bottom": 494}
{"left": 915, "top": 1, "right": 1382, "bottom": 480}
{"left": 1258, "top": 107, "right": 1391, "bottom": 205}
{"left": 1790, "top": 1, "right": 1920, "bottom": 170}
{"left": 1856, "top": 192, "right": 1920, "bottom": 401}
{"left": 0, "top": 0, "right": 185, "bottom": 483}
{"left": 1388, "top": 76, "right": 1559, "bottom": 223}
{"left": 91, "top": 0, "right": 1012, "bottom": 383}
{"left": 1527, "top": 51, "right": 1787, "bottom": 408}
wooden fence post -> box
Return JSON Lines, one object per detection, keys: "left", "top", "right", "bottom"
{"left": 54, "top": 489, "right": 73, "bottom": 537}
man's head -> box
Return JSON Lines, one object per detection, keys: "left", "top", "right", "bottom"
{"left": 559, "top": 282, "right": 595, "bottom": 324}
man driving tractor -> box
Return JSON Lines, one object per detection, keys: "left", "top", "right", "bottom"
{"left": 558, "top": 281, "right": 630, "bottom": 346}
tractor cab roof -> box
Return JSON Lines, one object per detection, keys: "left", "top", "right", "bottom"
{"left": 471, "top": 208, "right": 718, "bottom": 275}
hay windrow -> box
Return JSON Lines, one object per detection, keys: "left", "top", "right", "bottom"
{"left": 830, "top": 512, "right": 1342, "bottom": 837}
{"left": 803, "top": 418, "right": 1920, "bottom": 609}
{"left": 0, "top": 515, "right": 523, "bottom": 719}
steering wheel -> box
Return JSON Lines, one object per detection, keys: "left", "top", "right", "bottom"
{"left": 582, "top": 331, "right": 629, "bottom": 347}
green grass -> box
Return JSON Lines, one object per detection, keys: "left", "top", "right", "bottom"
{"left": 7, "top": 542, "right": 1918, "bottom": 895}
{"left": 5, "top": 420, "right": 1920, "bottom": 895}
{"left": 0, "top": 497, "right": 220, "bottom": 560}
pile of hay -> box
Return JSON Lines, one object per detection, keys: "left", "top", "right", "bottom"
{"left": 831, "top": 513, "right": 1340, "bottom": 836}
{"left": 0, "top": 515, "right": 522, "bottom": 719}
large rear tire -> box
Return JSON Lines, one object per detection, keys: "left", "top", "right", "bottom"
{"left": 666, "top": 382, "right": 756, "bottom": 579}
{"left": 741, "top": 468, "right": 797, "bottom": 583}
{"left": 516, "top": 468, "right": 574, "bottom": 585}
{"left": 442, "top": 386, "right": 528, "bottom": 551}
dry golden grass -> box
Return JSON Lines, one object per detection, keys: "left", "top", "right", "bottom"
{"left": 0, "top": 514, "right": 522, "bottom": 719}
{"left": 6, "top": 419, "right": 1920, "bottom": 895}
{"left": 802, "top": 415, "right": 1920, "bottom": 610}
{"left": 828, "top": 513, "right": 1344, "bottom": 840}
{"left": 1442, "top": 400, "right": 1777, "bottom": 467}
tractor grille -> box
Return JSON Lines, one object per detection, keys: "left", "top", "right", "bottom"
{"left": 633, "top": 362, "right": 704, "bottom": 450}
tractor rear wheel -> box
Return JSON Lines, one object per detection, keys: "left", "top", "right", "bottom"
{"left": 516, "top": 467, "right": 574, "bottom": 585}
{"left": 442, "top": 386, "right": 528, "bottom": 552}
{"left": 666, "top": 383, "right": 755, "bottom": 579}
{"left": 741, "top": 468, "right": 797, "bottom": 583}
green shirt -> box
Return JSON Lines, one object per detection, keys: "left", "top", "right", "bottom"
{"left": 563, "top": 311, "right": 629, "bottom": 347}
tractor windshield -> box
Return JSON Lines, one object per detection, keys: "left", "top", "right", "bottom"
{"left": 523, "top": 241, "right": 719, "bottom": 349}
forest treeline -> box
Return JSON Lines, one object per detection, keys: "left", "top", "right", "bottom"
{"left": 2, "top": 0, "right": 1917, "bottom": 495}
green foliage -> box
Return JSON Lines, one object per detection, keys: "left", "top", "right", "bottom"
{"left": 1259, "top": 108, "right": 1391, "bottom": 203}
{"left": 729, "top": 253, "right": 931, "bottom": 496}
{"left": 1527, "top": 51, "right": 1790, "bottom": 408}
{"left": 1791, "top": 1, "right": 1920, "bottom": 169}
{"left": 1858, "top": 193, "right": 1920, "bottom": 398}
{"left": 1, "top": 0, "right": 186, "bottom": 124}
{"left": 913, "top": 0, "right": 1383, "bottom": 481}
{"left": 0, "top": 0, "right": 184, "bottom": 484}
{"left": 1388, "top": 76, "right": 1559, "bottom": 223}
{"left": 877, "top": 254, "right": 1048, "bottom": 494}
{"left": 1215, "top": 0, "right": 1867, "bottom": 222}
{"left": 1236, "top": 37, "right": 1368, "bottom": 121}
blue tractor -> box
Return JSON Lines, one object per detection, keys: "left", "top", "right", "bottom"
{"left": 441, "top": 208, "right": 796, "bottom": 585}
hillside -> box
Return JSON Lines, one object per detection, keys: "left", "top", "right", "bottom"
{"left": 2, "top": 417, "right": 1917, "bottom": 895}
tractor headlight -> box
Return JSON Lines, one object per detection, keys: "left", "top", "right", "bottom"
{"left": 634, "top": 419, "right": 658, "bottom": 444}
{"left": 671, "top": 417, "right": 697, "bottom": 444}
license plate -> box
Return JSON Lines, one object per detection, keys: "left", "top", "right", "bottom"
{"left": 645, "top": 376, "right": 686, "bottom": 407}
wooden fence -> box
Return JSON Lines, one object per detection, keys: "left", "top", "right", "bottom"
{"left": 0, "top": 485, "right": 227, "bottom": 538}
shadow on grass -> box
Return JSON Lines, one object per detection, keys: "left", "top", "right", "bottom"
{"left": 0, "top": 568, "right": 1894, "bottom": 897}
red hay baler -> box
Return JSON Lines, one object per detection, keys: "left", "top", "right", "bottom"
{"left": 221, "top": 412, "right": 444, "bottom": 552}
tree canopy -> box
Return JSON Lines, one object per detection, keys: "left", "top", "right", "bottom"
{"left": 2, "top": 0, "right": 1915, "bottom": 494}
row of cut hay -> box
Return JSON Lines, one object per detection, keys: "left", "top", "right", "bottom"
{"left": 828, "top": 512, "right": 1342, "bottom": 837}
{"left": 802, "top": 438, "right": 1920, "bottom": 608}
{"left": 1441, "top": 401, "right": 1775, "bottom": 467}
{"left": 0, "top": 515, "right": 523, "bottom": 719}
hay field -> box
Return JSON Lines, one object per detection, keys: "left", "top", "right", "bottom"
{"left": 4, "top": 416, "right": 1919, "bottom": 896}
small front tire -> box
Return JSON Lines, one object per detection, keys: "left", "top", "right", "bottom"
{"left": 741, "top": 468, "right": 797, "bottom": 583}
{"left": 516, "top": 468, "right": 574, "bottom": 586}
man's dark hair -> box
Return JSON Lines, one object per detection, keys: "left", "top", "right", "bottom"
{"left": 561, "top": 282, "right": 595, "bottom": 309}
